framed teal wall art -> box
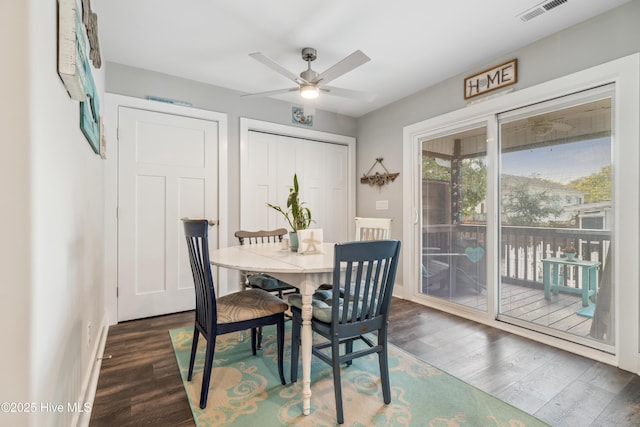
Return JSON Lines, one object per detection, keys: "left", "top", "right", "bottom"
{"left": 79, "top": 54, "right": 100, "bottom": 155}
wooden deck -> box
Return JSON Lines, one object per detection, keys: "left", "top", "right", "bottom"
{"left": 423, "top": 281, "right": 594, "bottom": 339}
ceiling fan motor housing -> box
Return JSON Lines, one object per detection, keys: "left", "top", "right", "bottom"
{"left": 301, "top": 47, "right": 317, "bottom": 62}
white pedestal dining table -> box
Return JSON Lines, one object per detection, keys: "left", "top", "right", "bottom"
{"left": 209, "top": 242, "right": 335, "bottom": 416}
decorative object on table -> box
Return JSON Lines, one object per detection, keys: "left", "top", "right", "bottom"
{"left": 267, "top": 174, "right": 312, "bottom": 252}
{"left": 292, "top": 107, "right": 313, "bottom": 126}
{"left": 562, "top": 241, "right": 577, "bottom": 261}
{"left": 360, "top": 157, "right": 399, "bottom": 188}
{"left": 297, "top": 228, "right": 323, "bottom": 254}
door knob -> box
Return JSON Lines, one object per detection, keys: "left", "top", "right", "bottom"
{"left": 208, "top": 220, "right": 219, "bottom": 227}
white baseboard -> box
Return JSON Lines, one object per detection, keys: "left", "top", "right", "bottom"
{"left": 74, "top": 319, "right": 109, "bottom": 427}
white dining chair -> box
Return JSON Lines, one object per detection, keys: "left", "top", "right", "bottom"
{"left": 354, "top": 217, "right": 392, "bottom": 241}
{"left": 317, "top": 217, "right": 393, "bottom": 295}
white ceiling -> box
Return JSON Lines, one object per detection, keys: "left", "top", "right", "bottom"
{"left": 92, "top": 0, "right": 630, "bottom": 118}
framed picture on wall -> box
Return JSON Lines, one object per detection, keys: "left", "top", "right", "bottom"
{"left": 79, "top": 55, "right": 100, "bottom": 155}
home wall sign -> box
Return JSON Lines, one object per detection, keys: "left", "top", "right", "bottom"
{"left": 464, "top": 59, "right": 517, "bottom": 100}
{"left": 361, "top": 157, "right": 399, "bottom": 188}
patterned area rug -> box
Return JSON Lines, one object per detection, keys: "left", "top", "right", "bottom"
{"left": 170, "top": 325, "right": 548, "bottom": 426}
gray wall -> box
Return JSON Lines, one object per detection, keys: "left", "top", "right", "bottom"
{"left": 356, "top": 0, "right": 640, "bottom": 251}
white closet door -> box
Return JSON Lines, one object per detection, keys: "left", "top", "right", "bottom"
{"left": 243, "top": 130, "right": 350, "bottom": 243}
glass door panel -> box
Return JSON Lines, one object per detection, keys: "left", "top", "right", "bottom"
{"left": 420, "top": 126, "right": 488, "bottom": 311}
{"left": 498, "top": 94, "right": 614, "bottom": 350}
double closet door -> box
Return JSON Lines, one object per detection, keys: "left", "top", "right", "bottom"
{"left": 241, "top": 129, "right": 351, "bottom": 244}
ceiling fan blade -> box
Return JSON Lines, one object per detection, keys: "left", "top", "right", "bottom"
{"left": 321, "top": 86, "right": 376, "bottom": 102}
{"left": 241, "top": 87, "right": 298, "bottom": 98}
{"left": 313, "top": 50, "right": 370, "bottom": 85}
{"left": 249, "top": 52, "right": 306, "bottom": 85}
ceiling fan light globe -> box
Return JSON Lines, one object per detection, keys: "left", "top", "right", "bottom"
{"left": 300, "top": 85, "right": 319, "bottom": 99}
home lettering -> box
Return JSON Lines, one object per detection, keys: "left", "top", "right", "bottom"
{"left": 464, "top": 59, "right": 517, "bottom": 99}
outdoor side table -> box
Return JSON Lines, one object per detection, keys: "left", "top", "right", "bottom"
{"left": 542, "top": 257, "right": 600, "bottom": 307}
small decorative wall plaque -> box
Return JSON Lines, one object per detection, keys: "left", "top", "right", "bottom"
{"left": 292, "top": 107, "right": 313, "bottom": 127}
{"left": 361, "top": 158, "right": 399, "bottom": 188}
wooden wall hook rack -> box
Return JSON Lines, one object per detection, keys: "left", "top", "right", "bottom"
{"left": 360, "top": 157, "right": 399, "bottom": 187}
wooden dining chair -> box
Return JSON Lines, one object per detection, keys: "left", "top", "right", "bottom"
{"left": 183, "top": 219, "right": 288, "bottom": 409}
{"left": 234, "top": 228, "right": 299, "bottom": 348}
{"left": 289, "top": 239, "right": 401, "bottom": 424}
{"left": 234, "top": 228, "right": 298, "bottom": 298}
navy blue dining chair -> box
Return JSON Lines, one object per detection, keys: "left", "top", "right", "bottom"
{"left": 182, "top": 219, "right": 288, "bottom": 409}
{"left": 289, "top": 239, "right": 401, "bottom": 424}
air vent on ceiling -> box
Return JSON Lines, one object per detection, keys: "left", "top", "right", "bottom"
{"left": 518, "top": 0, "right": 568, "bottom": 22}
{"left": 543, "top": 0, "right": 568, "bottom": 11}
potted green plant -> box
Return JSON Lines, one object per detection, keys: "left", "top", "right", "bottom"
{"left": 267, "top": 174, "right": 312, "bottom": 251}
{"left": 562, "top": 241, "right": 577, "bottom": 261}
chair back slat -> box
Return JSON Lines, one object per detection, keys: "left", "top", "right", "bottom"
{"left": 183, "top": 220, "right": 217, "bottom": 335}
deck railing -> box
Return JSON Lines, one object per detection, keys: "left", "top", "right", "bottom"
{"left": 423, "top": 224, "right": 611, "bottom": 289}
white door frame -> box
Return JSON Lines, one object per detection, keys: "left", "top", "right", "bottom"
{"left": 239, "top": 118, "right": 356, "bottom": 240}
{"left": 104, "top": 94, "right": 229, "bottom": 325}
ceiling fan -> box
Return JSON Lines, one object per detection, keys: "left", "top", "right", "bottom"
{"left": 243, "top": 47, "right": 375, "bottom": 102}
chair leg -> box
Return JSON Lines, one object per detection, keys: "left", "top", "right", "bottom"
{"left": 290, "top": 309, "right": 302, "bottom": 383}
{"left": 199, "top": 337, "right": 216, "bottom": 409}
{"left": 345, "top": 339, "right": 353, "bottom": 367}
{"left": 276, "top": 315, "right": 286, "bottom": 385}
{"left": 378, "top": 332, "right": 391, "bottom": 404}
{"left": 251, "top": 328, "right": 257, "bottom": 355}
{"left": 332, "top": 335, "right": 344, "bottom": 424}
{"left": 257, "top": 326, "right": 263, "bottom": 350}
{"left": 187, "top": 328, "right": 200, "bottom": 381}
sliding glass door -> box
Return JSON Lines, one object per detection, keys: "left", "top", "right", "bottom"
{"left": 497, "top": 89, "right": 614, "bottom": 350}
{"left": 417, "top": 88, "right": 615, "bottom": 351}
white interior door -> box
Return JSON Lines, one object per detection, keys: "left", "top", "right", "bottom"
{"left": 117, "top": 106, "right": 219, "bottom": 321}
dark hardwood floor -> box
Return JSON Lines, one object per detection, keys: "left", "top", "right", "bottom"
{"left": 90, "top": 298, "right": 640, "bottom": 426}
